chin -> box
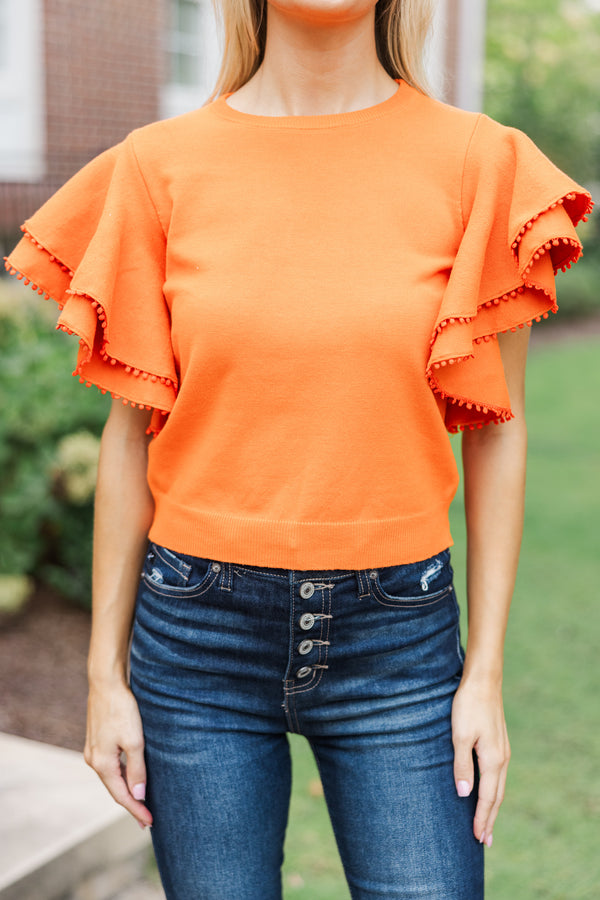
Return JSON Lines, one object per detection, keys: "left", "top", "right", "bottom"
{"left": 266, "top": 0, "right": 377, "bottom": 26}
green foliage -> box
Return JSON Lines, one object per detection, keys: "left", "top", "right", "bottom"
{"left": 554, "top": 256, "right": 600, "bottom": 318}
{"left": 485, "top": 0, "right": 600, "bottom": 183}
{"left": 485, "top": 0, "right": 600, "bottom": 315}
{"left": 0, "top": 284, "right": 108, "bottom": 606}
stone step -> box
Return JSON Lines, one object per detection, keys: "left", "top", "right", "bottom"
{"left": 0, "top": 732, "right": 161, "bottom": 900}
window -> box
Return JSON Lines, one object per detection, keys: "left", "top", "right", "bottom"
{"left": 0, "top": 0, "right": 45, "bottom": 181}
{"left": 169, "top": 0, "right": 203, "bottom": 86}
{"left": 161, "top": 0, "right": 221, "bottom": 119}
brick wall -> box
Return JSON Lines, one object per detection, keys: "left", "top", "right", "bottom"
{"left": 1, "top": 0, "right": 165, "bottom": 244}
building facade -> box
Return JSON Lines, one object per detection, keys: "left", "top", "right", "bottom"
{"left": 0, "top": 0, "right": 220, "bottom": 250}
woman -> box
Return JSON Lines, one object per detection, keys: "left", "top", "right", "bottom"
{"left": 5, "top": 0, "right": 592, "bottom": 896}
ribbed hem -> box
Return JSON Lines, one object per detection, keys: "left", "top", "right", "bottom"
{"left": 209, "top": 79, "right": 406, "bottom": 130}
{"left": 148, "top": 493, "right": 455, "bottom": 570}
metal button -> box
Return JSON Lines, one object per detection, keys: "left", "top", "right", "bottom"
{"left": 296, "top": 666, "right": 312, "bottom": 678}
{"left": 300, "top": 582, "right": 315, "bottom": 599}
{"left": 369, "top": 570, "right": 378, "bottom": 580}
{"left": 298, "top": 639, "right": 313, "bottom": 655}
{"left": 211, "top": 563, "right": 222, "bottom": 573}
{"left": 299, "top": 613, "right": 315, "bottom": 630}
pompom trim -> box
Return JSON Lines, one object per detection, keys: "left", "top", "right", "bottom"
{"left": 4, "top": 231, "right": 177, "bottom": 433}
{"left": 510, "top": 192, "right": 593, "bottom": 260}
{"left": 6, "top": 229, "right": 177, "bottom": 387}
{"left": 431, "top": 287, "right": 558, "bottom": 348}
{"left": 426, "top": 355, "right": 513, "bottom": 434}
{"left": 58, "top": 291, "right": 177, "bottom": 391}
{"left": 4, "top": 255, "right": 70, "bottom": 303}
{"left": 426, "top": 189, "right": 590, "bottom": 432}
{"left": 427, "top": 313, "right": 557, "bottom": 433}
{"left": 73, "top": 369, "right": 169, "bottom": 434}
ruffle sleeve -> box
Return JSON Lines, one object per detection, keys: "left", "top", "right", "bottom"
{"left": 427, "top": 114, "right": 593, "bottom": 433}
{"left": 3, "top": 135, "right": 177, "bottom": 435}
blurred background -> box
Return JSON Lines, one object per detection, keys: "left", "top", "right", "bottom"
{"left": 0, "top": 1, "right": 598, "bottom": 898}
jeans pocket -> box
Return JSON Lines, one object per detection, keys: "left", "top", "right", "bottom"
{"left": 370, "top": 549, "right": 453, "bottom": 608}
{"left": 141, "top": 542, "right": 220, "bottom": 597}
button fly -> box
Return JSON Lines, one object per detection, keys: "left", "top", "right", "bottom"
{"left": 298, "top": 639, "right": 313, "bottom": 655}
{"left": 299, "top": 613, "right": 315, "bottom": 630}
{"left": 300, "top": 582, "right": 315, "bottom": 599}
{"left": 296, "top": 666, "right": 312, "bottom": 678}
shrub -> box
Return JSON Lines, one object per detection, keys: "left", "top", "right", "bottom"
{"left": 554, "top": 257, "right": 600, "bottom": 320}
{"left": 0, "top": 282, "right": 108, "bottom": 607}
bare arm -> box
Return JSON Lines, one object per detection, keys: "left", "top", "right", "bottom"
{"left": 452, "top": 326, "right": 531, "bottom": 847}
{"left": 88, "top": 399, "right": 154, "bottom": 684}
{"left": 84, "top": 399, "right": 155, "bottom": 828}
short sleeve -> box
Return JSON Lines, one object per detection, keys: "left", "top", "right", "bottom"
{"left": 426, "top": 114, "right": 593, "bottom": 433}
{"left": 3, "top": 135, "right": 177, "bottom": 434}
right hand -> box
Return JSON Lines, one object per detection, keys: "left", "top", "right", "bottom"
{"left": 83, "top": 679, "right": 153, "bottom": 829}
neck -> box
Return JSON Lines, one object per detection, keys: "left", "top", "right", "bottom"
{"left": 226, "top": 5, "right": 398, "bottom": 117}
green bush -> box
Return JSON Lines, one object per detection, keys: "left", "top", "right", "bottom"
{"left": 484, "top": 0, "right": 600, "bottom": 317}
{"left": 0, "top": 282, "right": 109, "bottom": 606}
{"left": 554, "top": 256, "right": 600, "bottom": 320}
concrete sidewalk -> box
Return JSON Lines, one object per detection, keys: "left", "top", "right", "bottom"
{"left": 0, "top": 732, "right": 164, "bottom": 900}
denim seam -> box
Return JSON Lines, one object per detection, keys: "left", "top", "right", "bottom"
{"left": 220, "top": 562, "right": 233, "bottom": 591}
{"left": 452, "top": 589, "right": 465, "bottom": 665}
{"left": 234, "top": 566, "right": 288, "bottom": 580}
{"left": 282, "top": 577, "right": 300, "bottom": 732}
{"left": 152, "top": 544, "right": 193, "bottom": 580}
{"left": 355, "top": 568, "right": 370, "bottom": 597}
{"left": 290, "top": 682, "right": 301, "bottom": 733}
{"left": 233, "top": 566, "right": 361, "bottom": 583}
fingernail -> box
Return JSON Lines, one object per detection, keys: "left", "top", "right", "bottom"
{"left": 457, "top": 780, "right": 471, "bottom": 797}
{"left": 486, "top": 833, "right": 493, "bottom": 848}
{"left": 480, "top": 832, "right": 486, "bottom": 844}
{"left": 138, "top": 821, "right": 147, "bottom": 830}
{"left": 132, "top": 783, "right": 146, "bottom": 801}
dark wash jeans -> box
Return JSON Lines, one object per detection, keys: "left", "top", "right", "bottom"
{"left": 129, "top": 543, "right": 484, "bottom": 899}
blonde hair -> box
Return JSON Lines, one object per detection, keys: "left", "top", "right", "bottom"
{"left": 206, "top": 0, "right": 435, "bottom": 103}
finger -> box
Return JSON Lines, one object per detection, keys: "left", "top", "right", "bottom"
{"left": 121, "top": 743, "right": 150, "bottom": 810}
{"left": 453, "top": 736, "right": 475, "bottom": 798}
{"left": 104, "top": 768, "right": 153, "bottom": 827}
{"left": 473, "top": 767, "right": 500, "bottom": 843}
{"left": 89, "top": 749, "right": 153, "bottom": 827}
{"left": 481, "top": 751, "right": 510, "bottom": 845}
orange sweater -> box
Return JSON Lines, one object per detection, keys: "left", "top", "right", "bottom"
{"left": 5, "top": 80, "right": 592, "bottom": 569}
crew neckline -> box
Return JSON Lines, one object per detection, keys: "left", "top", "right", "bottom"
{"left": 211, "top": 78, "right": 406, "bottom": 129}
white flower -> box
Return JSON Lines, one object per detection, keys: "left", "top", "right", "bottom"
{"left": 54, "top": 431, "right": 101, "bottom": 504}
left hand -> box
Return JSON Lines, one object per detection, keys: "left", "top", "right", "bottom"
{"left": 451, "top": 677, "right": 511, "bottom": 847}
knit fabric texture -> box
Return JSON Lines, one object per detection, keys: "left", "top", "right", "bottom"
{"left": 5, "top": 80, "right": 593, "bottom": 568}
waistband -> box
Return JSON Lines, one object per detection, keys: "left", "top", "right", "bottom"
{"left": 217, "top": 559, "right": 377, "bottom": 597}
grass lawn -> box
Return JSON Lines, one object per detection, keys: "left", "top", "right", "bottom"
{"left": 282, "top": 337, "right": 600, "bottom": 899}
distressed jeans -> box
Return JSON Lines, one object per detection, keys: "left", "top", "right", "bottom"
{"left": 129, "top": 544, "right": 484, "bottom": 899}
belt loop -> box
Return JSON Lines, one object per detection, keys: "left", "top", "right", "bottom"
{"left": 355, "top": 568, "right": 370, "bottom": 598}
{"left": 219, "top": 561, "right": 233, "bottom": 592}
